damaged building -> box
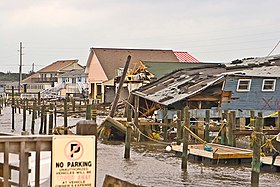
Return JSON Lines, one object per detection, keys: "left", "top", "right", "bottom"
{"left": 130, "top": 63, "right": 229, "bottom": 117}
{"left": 129, "top": 54, "right": 280, "bottom": 118}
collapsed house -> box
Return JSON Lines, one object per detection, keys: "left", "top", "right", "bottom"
{"left": 129, "top": 63, "right": 228, "bottom": 116}
{"left": 129, "top": 54, "right": 280, "bottom": 118}
{"left": 101, "top": 54, "right": 280, "bottom": 140}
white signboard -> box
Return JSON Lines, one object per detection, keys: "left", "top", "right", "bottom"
{"left": 52, "top": 135, "right": 96, "bottom": 187}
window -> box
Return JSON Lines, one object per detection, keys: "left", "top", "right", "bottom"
{"left": 262, "top": 79, "right": 276, "bottom": 91}
{"left": 237, "top": 79, "right": 251, "bottom": 92}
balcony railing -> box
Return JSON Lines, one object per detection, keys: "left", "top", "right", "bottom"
{"left": 31, "top": 77, "right": 58, "bottom": 83}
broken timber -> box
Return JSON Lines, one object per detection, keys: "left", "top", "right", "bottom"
{"left": 109, "top": 55, "right": 131, "bottom": 118}
{"left": 99, "top": 116, "right": 127, "bottom": 140}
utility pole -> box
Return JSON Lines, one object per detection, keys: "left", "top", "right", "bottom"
{"left": 18, "top": 42, "right": 23, "bottom": 94}
{"left": 32, "top": 63, "right": 35, "bottom": 73}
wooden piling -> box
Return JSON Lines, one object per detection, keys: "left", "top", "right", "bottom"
{"left": 109, "top": 55, "right": 131, "bottom": 117}
{"left": 86, "top": 104, "right": 91, "bottom": 120}
{"left": 27, "top": 100, "right": 31, "bottom": 115}
{"left": 31, "top": 101, "right": 36, "bottom": 134}
{"left": 22, "top": 99, "right": 26, "bottom": 132}
{"left": 92, "top": 104, "right": 97, "bottom": 121}
{"left": 231, "top": 111, "right": 236, "bottom": 146}
{"left": 134, "top": 95, "right": 140, "bottom": 141}
{"left": 43, "top": 108, "right": 47, "bottom": 134}
{"left": 64, "top": 98, "right": 68, "bottom": 135}
{"left": 39, "top": 105, "right": 45, "bottom": 134}
{"left": 221, "top": 110, "right": 228, "bottom": 145}
{"left": 181, "top": 106, "right": 190, "bottom": 170}
{"left": 239, "top": 117, "right": 246, "bottom": 130}
{"left": 205, "top": 109, "right": 210, "bottom": 142}
{"left": 228, "top": 111, "right": 234, "bottom": 146}
{"left": 276, "top": 111, "right": 280, "bottom": 130}
{"left": 250, "top": 110, "right": 255, "bottom": 126}
{"left": 163, "top": 107, "right": 168, "bottom": 141}
{"left": 176, "top": 110, "right": 182, "bottom": 145}
{"left": 0, "top": 97, "right": 2, "bottom": 115}
{"left": 49, "top": 104, "right": 54, "bottom": 135}
{"left": 251, "top": 112, "right": 263, "bottom": 186}
{"left": 127, "top": 109, "right": 132, "bottom": 123}
{"left": 72, "top": 98, "right": 75, "bottom": 112}
{"left": 34, "top": 99, "right": 38, "bottom": 119}
{"left": 11, "top": 86, "right": 15, "bottom": 130}
{"left": 124, "top": 123, "right": 132, "bottom": 159}
{"left": 134, "top": 95, "right": 139, "bottom": 127}
{"left": 37, "top": 92, "right": 41, "bottom": 116}
{"left": 17, "top": 99, "right": 21, "bottom": 114}
{"left": 54, "top": 103, "right": 57, "bottom": 127}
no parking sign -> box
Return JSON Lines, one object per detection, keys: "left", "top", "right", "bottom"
{"left": 52, "top": 135, "right": 96, "bottom": 187}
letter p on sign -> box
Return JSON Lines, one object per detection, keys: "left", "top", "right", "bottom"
{"left": 70, "top": 143, "right": 81, "bottom": 158}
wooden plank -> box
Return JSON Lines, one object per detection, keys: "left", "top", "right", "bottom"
{"left": 188, "top": 147, "right": 214, "bottom": 159}
{"left": 19, "top": 141, "right": 28, "bottom": 187}
{"left": 3, "top": 142, "right": 9, "bottom": 187}
{"left": 35, "top": 141, "right": 41, "bottom": 187}
{"left": 214, "top": 152, "right": 252, "bottom": 159}
{"left": 101, "top": 116, "right": 126, "bottom": 134}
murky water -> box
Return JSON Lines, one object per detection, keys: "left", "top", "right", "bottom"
{"left": 96, "top": 142, "right": 280, "bottom": 187}
{"left": 0, "top": 106, "right": 280, "bottom": 186}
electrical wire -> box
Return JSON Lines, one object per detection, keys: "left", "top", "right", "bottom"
{"left": 267, "top": 40, "right": 280, "bottom": 56}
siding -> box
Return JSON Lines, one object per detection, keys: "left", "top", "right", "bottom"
{"left": 221, "top": 76, "right": 280, "bottom": 110}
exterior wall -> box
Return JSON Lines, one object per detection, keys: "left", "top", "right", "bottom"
{"left": 221, "top": 76, "right": 280, "bottom": 110}
{"left": 61, "top": 63, "right": 83, "bottom": 71}
{"left": 86, "top": 53, "right": 108, "bottom": 101}
{"left": 87, "top": 53, "right": 108, "bottom": 83}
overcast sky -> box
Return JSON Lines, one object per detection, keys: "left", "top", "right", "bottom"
{"left": 1, "top": 0, "right": 280, "bottom": 73}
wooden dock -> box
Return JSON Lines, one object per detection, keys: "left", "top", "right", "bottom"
{"left": 172, "top": 143, "right": 252, "bottom": 162}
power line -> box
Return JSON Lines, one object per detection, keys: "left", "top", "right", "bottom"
{"left": 267, "top": 40, "right": 280, "bottom": 56}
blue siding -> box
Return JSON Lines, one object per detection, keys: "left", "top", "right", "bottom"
{"left": 221, "top": 76, "right": 280, "bottom": 110}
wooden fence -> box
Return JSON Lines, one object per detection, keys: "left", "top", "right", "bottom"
{"left": 0, "top": 135, "right": 52, "bottom": 187}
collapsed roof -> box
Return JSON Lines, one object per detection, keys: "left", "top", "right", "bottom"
{"left": 132, "top": 64, "right": 228, "bottom": 108}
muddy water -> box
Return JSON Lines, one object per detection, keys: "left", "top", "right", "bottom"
{"left": 0, "top": 107, "right": 280, "bottom": 186}
{"left": 97, "top": 142, "right": 280, "bottom": 187}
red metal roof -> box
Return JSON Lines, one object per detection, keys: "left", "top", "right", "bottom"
{"left": 173, "top": 51, "right": 199, "bottom": 63}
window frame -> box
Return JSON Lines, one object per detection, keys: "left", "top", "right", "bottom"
{"left": 262, "top": 79, "right": 276, "bottom": 92}
{"left": 236, "top": 79, "right": 252, "bottom": 92}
